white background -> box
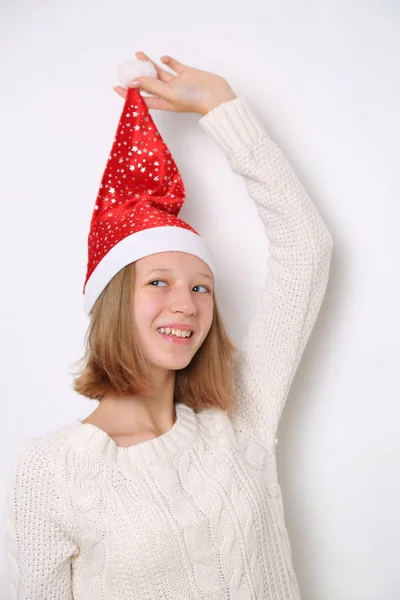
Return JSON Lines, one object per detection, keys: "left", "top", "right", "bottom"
{"left": 1, "top": 1, "right": 399, "bottom": 598}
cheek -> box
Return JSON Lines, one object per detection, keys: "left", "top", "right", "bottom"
{"left": 199, "top": 299, "right": 214, "bottom": 333}
{"left": 134, "top": 294, "right": 164, "bottom": 328}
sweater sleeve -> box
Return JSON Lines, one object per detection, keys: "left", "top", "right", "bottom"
{"left": 199, "top": 96, "right": 333, "bottom": 447}
{"left": 4, "top": 435, "right": 79, "bottom": 599}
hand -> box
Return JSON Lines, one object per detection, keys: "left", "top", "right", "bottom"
{"left": 113, "top": 51, "right": 238, "bottom": 116}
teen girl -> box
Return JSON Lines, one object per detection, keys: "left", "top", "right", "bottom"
{"left": 5, "top": 50, "right": 333, "bottom": 599}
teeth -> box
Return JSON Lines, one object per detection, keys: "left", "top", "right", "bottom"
{"left": 157, "top": 327, "right": 192, "bottom": 338}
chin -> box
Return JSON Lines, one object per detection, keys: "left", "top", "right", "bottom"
{"left": 156, "top": 355, "right": 194, "bottom": 371}
{"left": 145, "top": 335, "right": 203, "bottom": 371}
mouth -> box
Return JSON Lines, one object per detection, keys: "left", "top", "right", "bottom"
{"left": 156, "top": 327, "right": 194, "bottom": 345}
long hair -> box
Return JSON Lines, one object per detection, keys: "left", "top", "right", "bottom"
{"left": 71, "top": 261, "right": 237, "bottom": 412}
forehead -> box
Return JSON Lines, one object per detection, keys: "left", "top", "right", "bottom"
{"left": 135, "top": 251, "right": 213, "bottom": 278}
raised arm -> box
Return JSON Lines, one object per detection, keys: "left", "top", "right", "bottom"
{"left": 199, "top": 97, "right": 333, "bottom": 447}
{"left": 115, "top": 52, "right": 333, "bottom": 448}
{"left": 4, "top": 437, "right": 78, "bottom": 599}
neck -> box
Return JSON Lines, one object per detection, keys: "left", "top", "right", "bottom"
{"left": 84, "top": 369, "right": 177, "bottom": 436}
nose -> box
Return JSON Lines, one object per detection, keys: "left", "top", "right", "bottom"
{"left": 168, "top": 287, "right": 197, "bottom": 315}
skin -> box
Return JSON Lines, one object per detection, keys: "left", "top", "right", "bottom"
{"left": 82, "top": 251, "right": 214, "bottom": 445}
{"left": 113, "top": 50, "right": 238, "bottom": 115}
{"left": 82, "top": 52, "right": 236, "bottom": 445}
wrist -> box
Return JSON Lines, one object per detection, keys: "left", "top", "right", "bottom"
{"left": 200, "top": 87, "right": 238, "bottom": 116}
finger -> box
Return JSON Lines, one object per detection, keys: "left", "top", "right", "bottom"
{"left": 141, "top": 95, "right": 177, "bottom": 112}
{"left": 160, "top": 55, "right": 186, "bottom": 74}
{"left": 113, "top": 85, "right": 176, "bottom": 112}
{"left": 135, "top": 50, "right": 174, "bottom": 84}
{"left": 130, "top": 76, "right": 175, "bottom": 104}
{"left": 113, "top": 85, "right": 127, "bottom": 99}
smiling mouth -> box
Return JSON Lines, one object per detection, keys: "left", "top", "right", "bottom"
{"left": 156, "top": 329, "right": 194, "bottom": 344}
{"left": 156, "top": 327, "right": 193, "bottom": 338}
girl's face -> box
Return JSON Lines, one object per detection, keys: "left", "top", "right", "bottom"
{"left": 133, "top": 251, "right": 214, "bottom": 372}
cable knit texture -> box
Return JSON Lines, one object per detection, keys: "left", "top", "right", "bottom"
{"left": 3, "top": 96, "right": 333, "bottom": 599}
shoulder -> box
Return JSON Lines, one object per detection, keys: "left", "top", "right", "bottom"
{"left": 9, "top": 420, "right": 80, "bottom": 488}
{"left": 195, "top": 405, "right": 273, "bottom": 456}
{"left": 196, "top": 406, "right": 232, "bottom": 432}
{"left": 195, "top": 406, "right": 243, "bottom": 449}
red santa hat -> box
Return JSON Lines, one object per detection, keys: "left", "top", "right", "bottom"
{"left": 83, "top": 59, "right": 216, "bottom": 315}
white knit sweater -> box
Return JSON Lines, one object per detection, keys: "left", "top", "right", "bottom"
{"left": 4, "top": 97, "right": 333, "bottom": 599}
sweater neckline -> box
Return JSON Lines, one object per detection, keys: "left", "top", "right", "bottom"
{"left": 67, "top": 402, "right": 198, "bottom": 470}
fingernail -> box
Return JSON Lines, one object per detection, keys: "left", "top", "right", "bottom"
{"left": 130, "top": 80, "right": 141, "bottom": 87}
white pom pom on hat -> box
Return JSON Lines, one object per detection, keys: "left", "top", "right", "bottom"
{"left": 117, "top": 59, "right": 158, "bottom": 87}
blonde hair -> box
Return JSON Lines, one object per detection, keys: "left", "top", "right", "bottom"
{"left": 71, "top": 261, "right": 237, "bottom": 412}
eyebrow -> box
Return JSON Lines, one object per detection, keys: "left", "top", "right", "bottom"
{"left": 145, "top": 268, "right": 214, "bottom": 281}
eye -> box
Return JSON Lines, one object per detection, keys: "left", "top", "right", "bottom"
{"left": 149, "top": 280, "right": 167, "bottom": 287}
{"left": 148, "top": 281, "right": 211, "bottom": 293}
{"left": 193, "top": 285, "right": 211, "bottom": 294}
